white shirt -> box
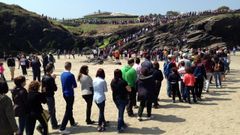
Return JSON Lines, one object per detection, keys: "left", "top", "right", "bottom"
{"left": 93, "top": 77, "right": 108, "bottom": 104}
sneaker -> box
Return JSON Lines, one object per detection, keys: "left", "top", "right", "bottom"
{"left": 59, "top": 129, "right": 70, "bottom": 134}
{"left": 71, "top": 122, "right": 78, "bottom": 128}
{"left": 137, "top": 116, "right": 142, "bottom": 121}
{"left": 153, "top": 104, "right": 160, "bottom": 109}
{"left": 52, "top": 125, "right": 60, "bottom": 130}
{"left": 86, "top": 120, "right": 95, "bottom": 125}
{"left": 146, "top": 116, "right": 154, "bottom": 120}
{"left": 128, "top": 113, "right": 135, "bottom": 117}
{"left": 117, "top": 127, "right": 124, "bottom": 133}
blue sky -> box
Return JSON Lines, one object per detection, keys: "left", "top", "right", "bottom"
{"left": 0, "top": 0, "right": 240, "bottom": 19}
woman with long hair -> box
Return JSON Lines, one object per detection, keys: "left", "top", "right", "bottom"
{"left": 77, "top": 65, "right": 95, "bottom": 125}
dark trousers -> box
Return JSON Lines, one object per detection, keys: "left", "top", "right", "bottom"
{"left": 154, "top": 81, "right": 161, "bottom": 105}
{"left": 60, "top": 96, "right": 75, "bottom": 130}
{"left": 26, "top": 113, "right": 48, "bottom": 135}
{"left": 170, "top": 83, "right": 182, "bottom": 101}
{"left": 127, "top": 87, "right": 136, "bottom": 115}
{"left": 195, "top": 77, "right": 204, "bottom": 98}
{"left": 33, "top": 70, "right": 41, "bottom": 81}
{"left": 114, "top": 98, "right": 127, "bottom": 130}
{"left": 186, "top": 86, "right": 196, "bottom": 103}
{"left": 21, "top": 65, "right": 27, "bottom": 75}
{"left": 180, "top": 80, "right": 186, "bottom": 99}
{"left": 166, "top": 80, "right": 171, "bottom": 97}
{"left": 138, "top": 99, "right": 152, "bottom": 117}
{"left": 46, "top": 97, "right": 58, "bottom": 128}
{"left": 82, "top": 94, "right": 93, "bottom": 122}
{"left": 96, "top": 101, "right": 106, "bottom": 126}
{"left": 18, "top": 115, "right": 26, "bottom": 135}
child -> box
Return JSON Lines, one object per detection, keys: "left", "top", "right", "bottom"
{"left": 168, "top": 67, "right": 182, "bottom": 103}
{"left": 183, "top": 67, "right": 196, "bottom": 103}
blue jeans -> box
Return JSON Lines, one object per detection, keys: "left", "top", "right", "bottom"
{"left": 114, "top": 98, "right": 127, "bottom": 130}
{"left": 213, "top": 72, "right": 222, "bottom": 87}
{"left": 18, "top": 115, "right": 26, "bottom": 135}
{"left": 96, "top": 101, "right": 106, "bottom": 126}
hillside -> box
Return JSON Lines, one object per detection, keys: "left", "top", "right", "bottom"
{"left": 119, "top": 13, "right": 240, "bottom": 50}
{"left": 1, "top": 2, "right": 240, "bottom": 55}
{"left": 0, "top": 2, "right": 86, "bottom": 54}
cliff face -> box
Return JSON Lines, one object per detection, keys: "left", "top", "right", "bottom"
{"left": 0, "top": 2, "right": 85, "bottom": 54}
{"left": 120, "top": 13, "right": 240, "bottom": 50}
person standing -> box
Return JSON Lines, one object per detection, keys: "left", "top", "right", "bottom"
{"left": 111, "top": 69, "right": 131, "bottom": 133}
{"left": 192, "top": 56, "right": 206, "bottom": 100}
{"left": 59, "top": 62, "right": 78, "bottom": 134}
{"left": 121, "top": 58, "right": 137, "bottom": 117}
{"left": 168, "top": 67, "right": 183, "bottom": 103}
{"left": 20, "top": 55, "right": 28, "bottom": 76}
{"left": 0, "top": 80, "right": 18, "bottom": 135}
{"left": 183, "top": 67, "right": 196, "bottom": 103}
{"left": 0, "top": 62, "right": 6, "bottom": 81}
{"left": 202, "top": 55, "right": 214, "bottom": 92}
{"left": 93, "top": 68, "right": 108, "bottom": 132}
{"left": 152, "top": 61, "right": 163, "bottom": 108}
{"left": 11, "top": 76, "right": 27, "bottom": 135}
{"left": 31, "top": 56, "right": 41, "bottom": 81}
{"left": 77, "top": 65, "right": 95, "bottom": 125}
{"left": 41, "top": 64, "right": 59, "bottom": 129}
{"left": 7, "top": 55, "right": 16, "bottom": 80}
{"left": 137, "top": 68, "right": 155, "bottom": 121}
{"left": 25, "top": 81, "right": 48, "bottom": 135}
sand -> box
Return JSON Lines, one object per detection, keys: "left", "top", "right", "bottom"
{"left": 4, "top": 53, "right": 240, "bottom": 135}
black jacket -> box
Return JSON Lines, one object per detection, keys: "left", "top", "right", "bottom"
{"left": 11, "top": 86, "right": 28, "bottom": 117}
{"left": 27, "top": 91, "right": 46, "bottom": 114}
{"left": 42, "top": 75, "right": 57, "bottom": 97}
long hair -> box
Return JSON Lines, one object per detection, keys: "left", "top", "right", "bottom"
{"left": 77, "top": 65, "right": 88, "bottom": 81}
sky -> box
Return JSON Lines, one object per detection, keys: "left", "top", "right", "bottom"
{"left": 0, "top": 0, "right": 240, "bottom": 19}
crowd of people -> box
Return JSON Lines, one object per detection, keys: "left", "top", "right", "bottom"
{"left": 0, "top": 47, "right": 234, "bottom": 135}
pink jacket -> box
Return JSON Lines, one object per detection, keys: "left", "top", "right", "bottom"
{"left": 0, "top": 66, "right": 4, "bottom": 74}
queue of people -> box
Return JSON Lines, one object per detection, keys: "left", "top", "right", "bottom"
{"left": 0, "top": 47, "right": 233, "bottom": 135}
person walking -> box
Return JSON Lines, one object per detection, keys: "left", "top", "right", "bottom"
{"left": 77, "top": 65, "right": 95, "bottom": 125}
{"left": 93, "top": 68, "right": 108, "bottom": 132}
{"left": 11, "top": 76, "right": 28, "bottom": 135}
{"left": 111, "top": 69, "right": 131, "bottom": 133}
{"left": 41, "top": 64, "right": 59, "bottom": 130}
{"left": 25, "top": 81, "right": 48, "bottom": 135}
{"left": 59, "top": 62, "right": 78, "bottom": 134}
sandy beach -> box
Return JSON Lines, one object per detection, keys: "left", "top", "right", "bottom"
{"left": 4, "top": 53, "right": 240, "bottom": 135}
